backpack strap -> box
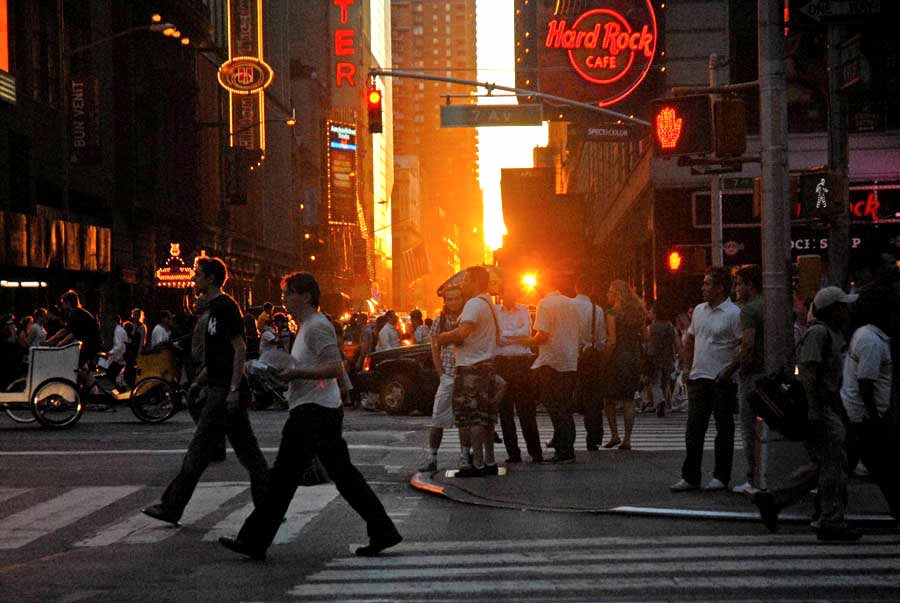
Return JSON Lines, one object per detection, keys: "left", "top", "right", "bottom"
{"left": 475, "top": 295, "right": 501, "bottom": 346}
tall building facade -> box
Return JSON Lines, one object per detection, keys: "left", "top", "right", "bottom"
{"left": 391, "top": 0, "right": 481, "bottom": 314}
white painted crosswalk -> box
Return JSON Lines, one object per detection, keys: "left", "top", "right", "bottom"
{"left": 436, "top": 414, "right": 743, "bottom": 452}
{"left": 288, "top": 534, "right": 900, "bottom": 600}
{"left": 0, "top": 482, "right": 340, "bottom": 551}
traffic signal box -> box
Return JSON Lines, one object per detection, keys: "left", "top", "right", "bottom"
{"left": 367, "top": 86, "right": 383, "bottom": 134}
{"left": 650, "top": 95, "right": 746, "bottom": 158}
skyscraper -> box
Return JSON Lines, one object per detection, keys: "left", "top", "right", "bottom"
{"left": 391, "top": 0, "right": 482, "bottom": 312}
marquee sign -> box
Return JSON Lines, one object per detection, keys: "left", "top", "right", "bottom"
{"left": 538, "top": 0, "right": 658, "bottom": 108}
{"left": 224, "top": 0, "right": 268, "bottom": 150}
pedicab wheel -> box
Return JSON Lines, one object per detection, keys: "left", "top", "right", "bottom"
{"left": 31, "top": 378, "right": 83, "bottom": 429}
{"left": 130, "top": 377, "right": 178, "bottom": 424}
{"left": 4, "top": 377, "right": 36, "bottom": 423}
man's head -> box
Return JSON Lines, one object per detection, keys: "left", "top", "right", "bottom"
{"left": 443, "top": 286, "right": 464, "bottom": 314}
{"left": 812, "top": 286, "right": 857, "bottom": 328}
{"left": 462, "top": 265, "right": 490, "bottom": 298}
{"left": 34, "top": 308, "right": 47, "bottom": 323}
{"left": 701, "top": 267, "right": 733, "bottom": 304}
{"left": 575, "top": 273, "right": 594, "bottom": 297}
{"left": 281, "top": 271, "right": 320, "bottom": 317}
{"left": 384, "top": 310, "right": 398, "bottom": 325}
{"left": 194, "top": 257, "right": 228, "bottom": 293}
{"left": 271, "top": 312, "right": 289, "bottom": 330}
{"left": 131, "top": 308, "right": 144, "bottom": 323}
{"left": 501, "top": 280, "right": 521, "bottom": 308}
{"left": 159, "top": 310, "right": 173, "bottom": 328}
{"left": 60, "top": 290, "right": 81, "bottom": 312}
{"left": 263, "top": 302, "right": 273, "bottom": 314}
{"left": 410, "top": 309, "right": 423, "bottom": 326}
{"left": 734, "top": 264, "right": 762, "bottom": 303}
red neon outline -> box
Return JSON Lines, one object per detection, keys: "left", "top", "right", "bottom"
{"left": 567, "top": 9, "right": 635, "bottom": 86}
{"left": 594, "top": 0, "right": 658, "bottom": 108}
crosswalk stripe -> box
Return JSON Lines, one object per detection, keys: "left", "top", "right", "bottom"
{"left": 75, "top": 482, "right": 247, "bottom": 547}
{"left": 0, "top": 487, "right": 29, "bottom": 505}
{"left": 288, "top": 574, "right": 900, "bottom": 598}
{"left": 0, "top": 486, "right": 141, "bottom": 549}
{"left": 308, "top": 557, "right": 900, "bottom": 582}
{"left": 202, "top": 484, "right": 340, "bottom": 544}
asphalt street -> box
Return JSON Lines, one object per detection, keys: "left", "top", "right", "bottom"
{"left": 0, "top": 405, "right": 897, "bottom": 602}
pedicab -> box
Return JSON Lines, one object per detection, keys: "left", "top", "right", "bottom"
{"left": 0, "top": 342, "right": 84, "bottom": 428}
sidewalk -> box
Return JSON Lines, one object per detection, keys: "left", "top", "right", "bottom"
{"left": 410, "top": 425, "right": 897, "bottom": 527}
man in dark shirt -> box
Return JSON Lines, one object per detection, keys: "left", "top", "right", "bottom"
{"left": 47, "top": 290, "right": 101, "bottom": 367}
{"left": 143, "top": 257, "right": 269, "bottom": 527}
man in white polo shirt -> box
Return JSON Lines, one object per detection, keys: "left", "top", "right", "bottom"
{"left": 671, "top": 267, "right": 742, "bottom": 492}
{"left": 841, "top": 298, "right": 899, "bottom": 520}
{"left": 521, "top": 271, "right": 581, "bottom": 463}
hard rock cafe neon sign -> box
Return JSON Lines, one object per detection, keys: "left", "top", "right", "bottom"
{"left": 542, "top": 1, "right": 658, "bottom": 107}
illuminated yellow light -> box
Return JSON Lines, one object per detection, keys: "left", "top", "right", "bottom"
{"left": 173, "top": 30, "right": 181, "bottom": 38}
{"left": 300, "top": 204, "right": 305, "bottom": 210}
{"left": 162, "top": 27, "right": 175, "bottom": 36}
{"left": 304, "top": 233, "right": 310, "bottom": 240}
{"left": 310, "top": 255, "right": 316, "bottom": 261}
{"left": 151, "top": 14, "right": 162, "bottom": 23}
{"left": 521, "top": 273, "right": 537, "bottom": 290}
{"left": 181, "top": 37, "right": 190, "bottom": 46}
{"left": 286, "top": 117, "right": 297, "bottom": 126}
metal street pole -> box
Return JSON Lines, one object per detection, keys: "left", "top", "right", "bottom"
{"left": 709, "top": 54, "right": 724, "bottom": 268}
{"left": 758, "top": 0, "right": 792, "bottom": 374}
{"left": 827, "top": 24, "right": 850, "bottom": 288}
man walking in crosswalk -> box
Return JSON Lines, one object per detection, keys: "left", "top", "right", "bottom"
{"left": 219, "top": 271, "right": 401, "bottom": 559}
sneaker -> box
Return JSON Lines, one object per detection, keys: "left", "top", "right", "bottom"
{"left": 141, "top": 503, "right": 180, "bottom": 526}
{"left": 669, "top": 479, "right": 699, "bottom": 492}
{"left": 455, "top": 465, "right": 485, "bottom": 478}
{"left": 546, "top": 454, "right": 575, "bottom": 464}
{"left": 702, "top": 478, "right": 727, "bottom": 492}
{"left": 417, "top": 458, "right": 437, "bottom": 473}
{"left": 355, "top": 529, "right": 403, "bottom": 557}
{"left": 218, "top": 536, "right": 267, "bottom": 561}
{"left": 482, "top": 464, "right": 499, "bottom": 476}
{"left": 816, "top": 525, "right": 862, "bottom": 542}
{"left": 732, "top": 481, "right": 759, "bottom": 495}
{"left": 751, "top": 491, "right": 780, "bottom": 533}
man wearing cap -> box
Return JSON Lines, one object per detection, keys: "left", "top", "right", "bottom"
{"left": 753, "top": 286, "right": 861, "bottom": 541}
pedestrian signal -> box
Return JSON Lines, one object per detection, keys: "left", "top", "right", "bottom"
{"left": 367, "top": 86, "right": 383, "bottom": 134}
{"left": 667, "top": 251, "right": 683, "bottom": 272}
{"left": 650, "top": 95, "right": 712, "bottom": 157}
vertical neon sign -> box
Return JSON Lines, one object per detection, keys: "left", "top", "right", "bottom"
{"left": 333, "top": 0, "right": 356, "bottom": 87}
{"left": 226, "top": 0, "right": 266, "bottom": 150}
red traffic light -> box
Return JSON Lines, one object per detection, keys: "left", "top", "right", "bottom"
{"left": 649, "top": 95, "right": 711, "bottom": 157}
{"left": 367, "top": 85, "right": 383, "bottom": 134}
{"left": 367, "top": 88, "right": 382, "bottom": 108}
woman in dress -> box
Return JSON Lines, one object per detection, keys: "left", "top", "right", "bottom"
{"left": 602, "top": 280, "right": 646, "bottom": 449}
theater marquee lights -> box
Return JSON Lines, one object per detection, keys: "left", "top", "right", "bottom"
{"left": 223, "top": 0, "right": 269, "bottom": 150}
{"left": 538, "top": 0, "right": 658, "bottom": 108}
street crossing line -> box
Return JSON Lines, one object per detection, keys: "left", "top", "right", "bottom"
{"left": 76, "top": 482, "right": 247, "bottom": 547}
{"left": 0, "top": 487, "right": 29, "bottom": 505}
{"left": 0, "top": 486, "right": 141, "bottom": 549}
{"left": 289, "top": 535, "right": 900, "bottom": 599}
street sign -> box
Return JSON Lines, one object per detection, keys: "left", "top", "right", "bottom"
{"left": 798, "top": 0, "right": 880, "bottom": 22}
{"left": 440, "top": 104, "right": 543, "bottom": 128}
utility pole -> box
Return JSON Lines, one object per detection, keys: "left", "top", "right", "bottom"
{"left": 827, "top": 24, "right": 850, "bottom": 288}
{"left": 709, "top": 54, "right": 724, "bottom": 268}
{"left": 758, "top": 0, "right": 792, "bottom": 373}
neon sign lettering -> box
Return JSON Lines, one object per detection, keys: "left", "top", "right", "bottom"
{"left": 540, "top": 1, "right": 657, "bottom": 107}
{"left": 334, "top": 0, "right": 356, "bottom": 87}
{"left": 851, "top": 192, "right": 880, "bottom": 221}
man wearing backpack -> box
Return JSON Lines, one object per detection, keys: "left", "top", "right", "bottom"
{"left": 752, "top": 286, "right": 861, "bottom": 541}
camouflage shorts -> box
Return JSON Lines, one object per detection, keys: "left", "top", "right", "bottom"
{"left": 452, "top": 361, "right": 497, "bottom": 428}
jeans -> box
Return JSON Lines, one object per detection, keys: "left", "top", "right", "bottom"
{"left": 536, "top": 366, "right": 577, "bottom": 458}
{"left": 681, "top": 378, "right": 737, "bottom": 485}
{"left": 738, "top": 372, "right": 765, "bottom": 485}
{"left": 577, "top": 361, "right": 604, "bottom": 447}
{"left": 238, "top": 404, "right": 398, "bottom": 551}
{"left": 160, "top": 386, "right": 269, "bottom": 519}
{"left": 496, "top": 355, "right": 541, "bottom": 460}
{"left": 770, "top": 408, "right": 848, "bottom": 528}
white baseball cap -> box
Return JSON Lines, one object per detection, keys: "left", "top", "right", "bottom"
{"left": 813, "top": 286, "right": 858, "bottom": 311}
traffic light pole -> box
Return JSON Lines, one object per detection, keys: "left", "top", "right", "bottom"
{"left": 758, "top": 0, "right": 793, "bottom": 374}
{"left": 367, "top": 68, "right": 651, "bottom": 127}
{"left": 709, "top": 54, "right": 724, "bottom": 268}
{"left": 827, "top": 24, "right": 850, "bottom": 288}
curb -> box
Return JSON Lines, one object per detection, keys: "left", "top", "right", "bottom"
{"left": 409, "top": 472, "right": 897, "bottom": 525}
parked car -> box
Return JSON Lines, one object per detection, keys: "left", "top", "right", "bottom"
{"left": 355, "top": 343, "right": 438, "bottom": 415}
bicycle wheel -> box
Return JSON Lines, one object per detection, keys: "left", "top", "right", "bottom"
{"left": 130, "top": 377, "right": 179, "bottom": 423}
{"left": 31, "top": 378, "right": 83, "bottom": 429}
{"left": 4, "top": 378, "right": 36, "bottom": 423}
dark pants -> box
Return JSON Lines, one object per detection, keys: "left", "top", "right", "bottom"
{"left": 848, "top": 418, "right": 900, "bottom": 520}
{"left": 536, "top": 366, "right": 577, "bottom": 458}
{"left": 681, "top": 378, "right": 737, "bottom": 485}
{"left": 770, "top": 409, "right": 848, "bottom": 528}
{"left": 578, "top": 361, "right": 604, "bottom": 448}
{"left": 496, "top": 355, "right": 541, "bottom": 461}
{"left": 238, "top": 403, "right": 398, "bottom": 552}
{"left": 161, "top": 386, "right": 269, "bottom": 519}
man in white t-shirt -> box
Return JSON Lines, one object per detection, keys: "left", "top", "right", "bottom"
{"left": 150, "top": 311, "right": 173, "bottom": 348}
{"left": 376, "top": 310, "right": 401, "bottom": 351}
{"left": 437, "top": 266, "right": 499, "bottom": 477}
{"left": 521, "top": 271, "right": 582, "bottom": 463}
{"left": 841, "top": 307, "right": 899, "bottom": 520}
{"left": 671, "top": 267, "right": 742, "bottom": 493}
{"left": 219, "top": 272, "right": 401, "bottom": 560}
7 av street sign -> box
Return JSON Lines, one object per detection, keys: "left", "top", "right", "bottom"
{"left": 440, "top": 104, "right": 543, "bottom": 128}
{"left": 798, "top": 0, "right": 880, "bottom": 22}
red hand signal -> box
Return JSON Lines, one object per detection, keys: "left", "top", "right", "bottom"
{"left": 655, "top": 106, "right": 683, "bottom": 149}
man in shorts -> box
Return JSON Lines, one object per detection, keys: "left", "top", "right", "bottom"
{"left": 437, "top": 266, "right": 499, "bottom": 477}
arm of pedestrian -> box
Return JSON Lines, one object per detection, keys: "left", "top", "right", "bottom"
{"left": 437, "top": 320, "right": 474, "bottom": 345}
{"left": 605, "top": 314, "right": 617, "bottom": 349}
{"left": 739, "top": 326, "right": 757, "bottom": 375}
{"left": 857, "top": 379, "right": 880, "bottom": 422}
{"left": 681, "top": 332, "right": 694, "bottom": 373}
{"left": 517, "top": 329, "right": 549, "bottom": 347}
{"left": 228, "top": 336, "right": 246, "bottom": 396}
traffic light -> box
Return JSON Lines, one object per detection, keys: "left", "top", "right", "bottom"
{"left": 650, "top": 95, "right": 711, "bottom": 157}
{"left": 713, "top": 97, "right": 747, "bottom": 157}
{"left": 667, "top": 251, "right": 683, "bottom": 272}
{"left": 367, "top": 86, "right": 383, "bottom": 134}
